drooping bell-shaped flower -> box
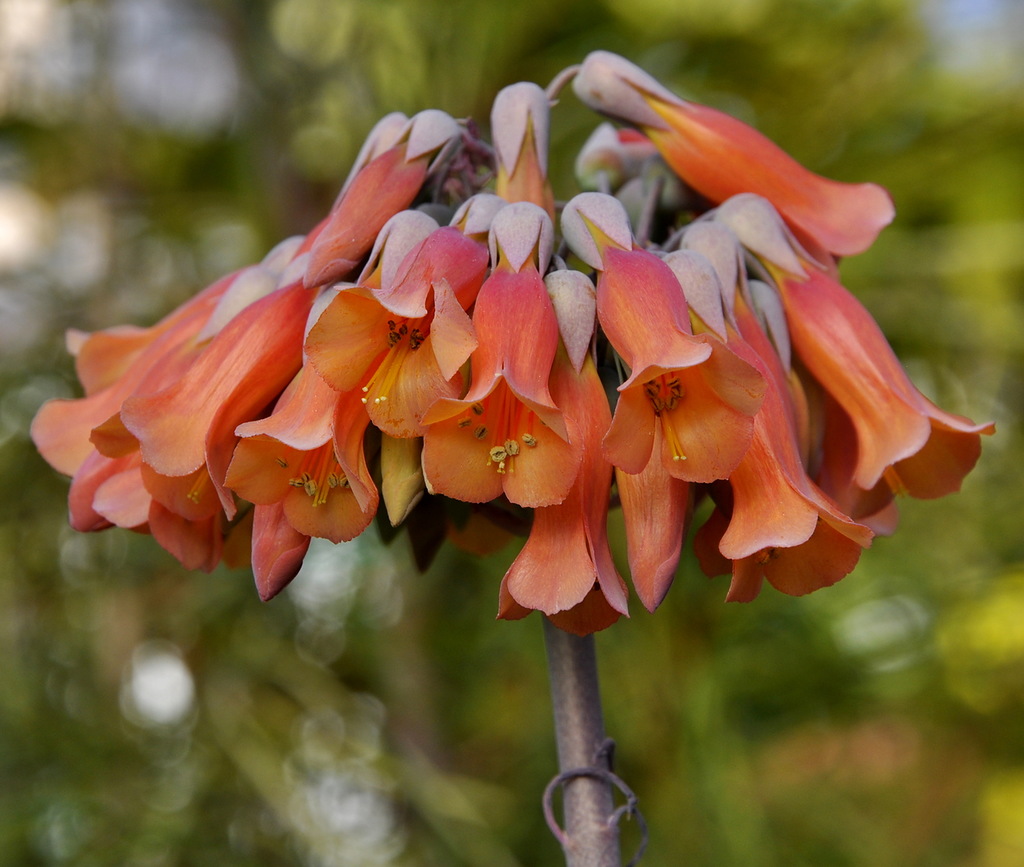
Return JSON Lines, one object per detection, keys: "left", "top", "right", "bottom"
{"left": 225, "top": 365, "right": 378, "bottom": 545}
{"left": 714, "top": 194, "right": 995, "bottom": 501}
{"left": 306, "top": 210, "right": 490, "bottom": 438}
{"left": 422, "top": 202, "right": 583, "bottom": 507}
{"left": 671, "top": 246, "right": 874, "bottom": 601}
{"left": 561, "top": 192, "right": 765, "bottom": 484}
{"left": 572, "top": 50, "right": 894, "bottom": 257}
{"left": 498, "top": 350, "right": 628, "bottom": 635}
{"left": 32, "top": 236, "right": 312, "bottom": 572}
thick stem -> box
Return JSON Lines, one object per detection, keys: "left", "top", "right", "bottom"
{"left": 543, "top": 617, "right": 621, "bottom": 867}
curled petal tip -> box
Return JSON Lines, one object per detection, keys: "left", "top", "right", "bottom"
{"left": 561, "top": 192, "right": 633, "bottom": 269}
{"left": 488, "top": 201, "right": 554, "bottom": 272}
{"left": 573, "top": 50, "right": 676, "bottom": 131}
{"left": 491, "top": 81, "right": 550, "bottom": 175}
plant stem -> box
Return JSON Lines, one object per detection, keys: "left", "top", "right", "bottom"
{"left": 543, "top": 617, "right": 621, "bottom": 867}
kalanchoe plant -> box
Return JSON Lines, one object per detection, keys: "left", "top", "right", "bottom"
{"left": 31, "top": 51, "right": 994, "bottom": 865}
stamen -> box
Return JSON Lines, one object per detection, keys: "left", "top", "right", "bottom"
{"left": 286, "top": 444, "right": 348, "bottom": 506}
{"left": 883, "top": 466, "right": 908, "bottom": 496}
{"left": 185, "top": 471, "right": 209, "bottom": 504}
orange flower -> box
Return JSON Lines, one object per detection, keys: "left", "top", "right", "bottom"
{"left": 115, "top": 278, "right": 315, "bottom": 517}
{"left": 714, "top": 194, "right": 995, "bottom": 500}
{"left": 225, "top": 366, "right": 378, "bottom": 545}
{"left": 498, "top": 351, "right": 627, "bottom": 635}
{"left": 561, "top": 193, "right": 764, "bottom": 484}
{"left": 422, "top": 203, "right": 583, "bottom": 507}
{"left": 31, "top": 268, "right": 235, "bottom": 476}
{"left": 572, "top": 51, "right": 894, "bottom": 257}
{"left": 307, "top": 221, "right": 488, "bottom": 438}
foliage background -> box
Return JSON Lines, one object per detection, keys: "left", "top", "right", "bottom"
{"left": 2, "top": 0, "right": 1022, "bottom": 864}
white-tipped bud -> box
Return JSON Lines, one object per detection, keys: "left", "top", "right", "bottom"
{"left": 197, "top": 265, "right": 278, "bottom": 342}
{"left": 575, "top": 122, "right": 658, "bottom": 191}
{"left": 337, "top": 112, "right": 409, "bottom": 201}
{"left": 680, "top": 222, "right": 741, "bottom": 295}
{"left": 663, "top": 250, "right": 728, "bottom": 340}
{"left": 488, "top": 201, "right": 554, "bottom": 272}
{"left": 713, "top": 194, "right": 807, "bottom": 276}
{"left": 561, "top": 192, "right": 634, "bottom": 270}
{"left": 276, "top": 252, "right": 310, "bottom": 290}
{"left": 450, "top": 193, "right": 508, "bottom": 239}
{"left": 260, "top": 235, "right": 306, "bottom": 276}
{"left": 573, "top": 50, "right": 678, "bottom": 131}
{"left": 357, "top": 210, "right": 439, "bottom": 288}
{"left": 402, "top": 109, "right": 462, "bottom": 163}
{"left": 544, "top": 269, "right": 597, "bottom": 373}
{"left": 491, "top": 82, "right": 550, "bottom": 176}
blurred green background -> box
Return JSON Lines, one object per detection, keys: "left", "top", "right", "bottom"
{"left": 2, "top": 0, "right": 1021, "bottom": 864}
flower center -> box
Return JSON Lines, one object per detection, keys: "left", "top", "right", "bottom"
{"left": 284, "top": 443, "right": 349, "bottom": 506}
{"left": 454, "top": 382, "right": 539, "bottom": 474}
{"left": 361, "top": 317, "right": 428, "bottom": 406}
{"left": 643, "top": 373, "right": 688, "bottom": 461}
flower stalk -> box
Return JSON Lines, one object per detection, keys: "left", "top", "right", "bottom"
{"left": 543, "top": 617, "right": 622, "bottom": 867}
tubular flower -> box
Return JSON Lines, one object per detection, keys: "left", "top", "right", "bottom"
{"left": 33, "top": 54, "right": 992, "bottom": 631}
{"left": 306, "top": 216, "right": 489, "bottom": 438}
{"left": 422, "top": 203, "right": 583, "bottom": 508}
{"left": 572, "top": 50, "right": 894, "bottom": 257}
{"left": 225, "top": 365, "right": 378, "bottom": 545}
{"left": 713, "top": 194, "right": 995, "bottom": 502}
{"left": 695, "top": 289, "right": 874, "bottom": 601}
{"left": 562, "top": 192, "right": 765, "bottom": 484}
{"left": 497, "top": 347, "right": 627, "bottom": 634}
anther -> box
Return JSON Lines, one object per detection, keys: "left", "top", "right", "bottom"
{"left": 473, "top": 425, "right": 488, "bottom": 439}
{"left": 521, "top": 433, "right": 537, "bottom": 447}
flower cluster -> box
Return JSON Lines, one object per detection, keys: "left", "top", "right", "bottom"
{"left": 32, "top": 52, "right": 994, "bottom": 635}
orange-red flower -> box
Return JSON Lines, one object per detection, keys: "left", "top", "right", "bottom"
{"left": 422, "top": 203, "right": 583, "bottom": 507}
{"left": 225, "top": 366, "right": 378, "bottom": 545}
{"left": 572, "top": 50, "right": 894, "bottom": 257}
{"left": 714, "top": 194, "right": 995, "bottom": 502}
{"left": 498, "top": 350, "right": 627, "bottom": 635}
{"left": 307, "top": 221, "right": 488, "bottom": 438}
{"left": 561, "top": 193, "right": 764, "bottom": 484}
